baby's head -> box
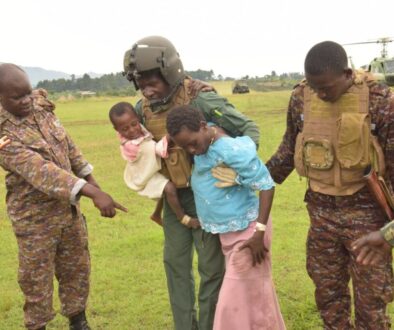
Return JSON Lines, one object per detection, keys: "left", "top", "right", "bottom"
{"left": 109, "top": 102, "right": 143, "bottom": 140}
{"left": 166, "top": 105, "right": 212, "bottom": 156}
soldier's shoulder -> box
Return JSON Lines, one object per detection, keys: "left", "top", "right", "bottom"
{"left": 32, "top": 89, "right": 56, "bottom": 112}
{"left": 367, "top": 80, "right": 391, "bottom": 98}
{"left": 354, "top": 70, "right": 390, "bottom": 98}
{"left": 134, "top": 99, "right": 143, "bottom": 111}
{"left": 292, "top": 79, "right": 307, "bottom": 98}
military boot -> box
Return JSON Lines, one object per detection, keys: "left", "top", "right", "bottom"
{"left": 69, "top": 311, "right": 91, "bottom": 330}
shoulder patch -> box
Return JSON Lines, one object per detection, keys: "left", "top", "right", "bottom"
{"left": 32, "top": 89, "right": 56, "bottom": 112}
{"left": 293, "top": 78, "right": 307, "bottom": 90}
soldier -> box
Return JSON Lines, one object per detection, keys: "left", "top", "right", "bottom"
{"left": 265, "top": 41, "right": 394, "bottom": 329}
{"left": 0, "top": 63, "right": 126, "bottom": 330}
{"left": 123, "top": 36, "right": 260, "bottom": 330}
{"left": 352, "top": 221, "right": 394, "bottom": 265}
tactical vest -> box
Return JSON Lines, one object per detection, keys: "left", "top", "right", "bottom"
{"left": 142, "top": 79, "right": 192, "bottom": 188}
{"left": 294, "top": 76, "right": 385, "bottom": 196}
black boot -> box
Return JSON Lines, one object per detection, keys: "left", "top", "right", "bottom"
{"left": 69, "top": 310, "right": 91, "bottom": 330}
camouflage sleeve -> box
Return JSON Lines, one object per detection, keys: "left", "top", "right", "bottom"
{"left": 65, "top": 132, "right": 93, "bottom": 178}
{"left": 0, "top": 139, "right": 81, "bottom": 201}
{"left": 370, "top": 83, "right": 394, "bottom": 189}
{"left": 134, "top": 99, "right": 145, "bottom": 124}
{"left": 191, "top": 91, "right": 260, "bottom": 148}
{"left": 380, "top": 220, "right": 394, "bottom": 246}
{"left": 265, "top": 87, "right": 303, "bottom": 184}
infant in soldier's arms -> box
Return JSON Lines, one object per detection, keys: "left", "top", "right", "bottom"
{"left": 109, "top": 102, "right": 200, "bottom": 228}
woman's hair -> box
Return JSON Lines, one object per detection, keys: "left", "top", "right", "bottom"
{"left": 109, "top": 102, "right": 137, "bottom": 124}
{"left": 166, "top": 105, "right": 205, "bottom": 137}
{"left": 304, "top": 41, "right": 348, "bottom": 76}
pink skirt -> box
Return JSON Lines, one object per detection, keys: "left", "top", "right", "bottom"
{"left": 213, "top": 218, "right": 286, "bottom": 330}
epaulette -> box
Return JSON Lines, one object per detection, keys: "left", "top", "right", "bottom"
{"left": 293, "top": 78, "right": 307, "bottom": 90}
{"left": 353, "top": 69, "right": 373, "bottom": 85}
{"left": 32, "top": 88, "right": 56, "bottom": 112}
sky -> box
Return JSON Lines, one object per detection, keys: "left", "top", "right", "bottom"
{"left": 1, "top": 0, "right": 393, "bottom": 79}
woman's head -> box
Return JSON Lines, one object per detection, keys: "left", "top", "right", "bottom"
{"left": 166, "top": 105, "right": 213, "bottom": 155}
{"left": 109, "top": 102, "right": 143, "bottom": 140}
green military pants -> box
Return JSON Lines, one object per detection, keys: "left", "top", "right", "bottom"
{"left": 163, "top": 188, "right": 225, "bottom": 330}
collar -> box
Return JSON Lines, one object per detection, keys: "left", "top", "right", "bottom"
{"left": 0, "top": 105, "right": 35, "bottom": 126}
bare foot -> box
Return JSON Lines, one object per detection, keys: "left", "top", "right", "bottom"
{"left": 150, "top": 214, "right": 163, "bottom": 226}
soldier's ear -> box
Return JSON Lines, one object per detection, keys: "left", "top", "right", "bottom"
{"left": 344, "top": 68, "right": 353, "bottom": 78}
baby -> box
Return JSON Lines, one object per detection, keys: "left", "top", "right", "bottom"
{"left": 109, "top": 102, "right": 199, "bottom": 228}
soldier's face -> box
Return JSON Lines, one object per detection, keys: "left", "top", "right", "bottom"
{"left": 136, "top": 74, "right": 172, "bottom": 102}
{"left": 0, "top": 73, "right": 33, "bottom": 117}
{"left": 306, "top": 69, "right": 352, "bottom": 103}
{"left": 171, "top": 123, "right": 212, "bottom": 156}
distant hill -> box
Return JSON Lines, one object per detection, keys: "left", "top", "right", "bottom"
{"left": 22, "top": 66, "right": 71, "bottom": 86}
{"left": 0, "top": 63, "right": 103, "bottom": 86}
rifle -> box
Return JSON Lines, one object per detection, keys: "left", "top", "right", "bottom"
{"left": 364, "top": 165, "right": 394, "bottom": 221}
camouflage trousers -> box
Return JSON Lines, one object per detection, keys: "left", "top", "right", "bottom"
{"left": 12, "top": 210, "right": 90, "bottom": 330}
{"left": 306, "top": 204, "right": 393, "bottom": 330}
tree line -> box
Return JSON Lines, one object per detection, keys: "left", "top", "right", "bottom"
{"left": 37, "top": 73, "right": 136, "bottom": 96}
{"left": 36, "top": 70, "right": 305, "bottom": 94}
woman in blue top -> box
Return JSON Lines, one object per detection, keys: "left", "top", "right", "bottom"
{"left": 166, "top": 105, "right": 285, "bottom": 330}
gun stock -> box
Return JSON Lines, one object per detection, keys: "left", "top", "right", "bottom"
{"left": 364, "top": 166, "right": 394, "bottom": 221}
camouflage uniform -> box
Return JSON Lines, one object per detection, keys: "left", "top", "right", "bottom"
{"left": 266, "top": 77, "right": 394, "bottom": 329}
{"left": 0, "top": 90, "right": 92, "bottom": 330}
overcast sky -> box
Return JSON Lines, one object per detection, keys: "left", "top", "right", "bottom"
{"left": 1, "top": 0, "right": 393, "bottom": 78}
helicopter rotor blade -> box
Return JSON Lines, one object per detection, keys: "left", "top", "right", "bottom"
{"left": 343, "top": 38, "right": 393, "bottom": 46}
{"left": 343, "top": 41, "right": 383, "bottom": 46}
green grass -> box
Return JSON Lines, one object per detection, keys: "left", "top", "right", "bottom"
{"left": 0, "top": 86, "right": 391, "bottom": 329}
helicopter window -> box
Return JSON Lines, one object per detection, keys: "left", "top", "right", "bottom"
{"left": 371, "top": 63, "right": 384, "bottom": 74}
{"left": 384, "top": 60, "right": 394, "bottom": 74}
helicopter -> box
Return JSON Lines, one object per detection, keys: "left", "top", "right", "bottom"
{"left": 343, "top": 37, "right": 394, "bottom": 86}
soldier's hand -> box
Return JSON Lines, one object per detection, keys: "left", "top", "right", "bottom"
{"left": 352, "top": 231, "right": 392, "bottom": 266}
{"left": 80, "top": 183, "right": 127, "bottom": 217}
{"left": 238, "top": 231, "right": 268, "bottom": 266}
{"left": 187, "top": 79, "right": 215, "bottom": 98}
{"left": 114, "top": 201, "right": 128, "bottom": 213}
{"left": 0, "top": 136, "right": 11, "bottom": 149}
{"left": 187, "top": 217, "right": 201, "bottom": 229}
{"left": 211, "top": 165, "right": 238, "bottom": 188}
{"left": 92, "top": 191, "right": 119, "bottom": 217}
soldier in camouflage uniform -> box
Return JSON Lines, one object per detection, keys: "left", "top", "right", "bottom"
{"left": 0, "top": 63, "right": 126, "bottom": 330}
{"left": 123, "top": 36, "right": 260, "bottom": 330}
{"left": 266, "top": 42, "right": 394, "bottom": 329}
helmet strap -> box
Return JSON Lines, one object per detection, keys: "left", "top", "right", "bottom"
{"left": 150, "top": 79, "right": 183, "bottom": 109}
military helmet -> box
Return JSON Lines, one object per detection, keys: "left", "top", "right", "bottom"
{"left": 123, "top": 36, "right": 185, "bottom": 90}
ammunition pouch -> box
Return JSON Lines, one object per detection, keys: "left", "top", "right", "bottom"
{"left": 337, "top": 113, "right": 370, "bottom": 169}
{"left": 162, "top": 146, "right": 192, "bottom": 188}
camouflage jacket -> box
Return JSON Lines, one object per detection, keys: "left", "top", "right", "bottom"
{"left": 266, "top": 76, "right": 394, "bottom": 208}
{"left": 0, "top": 89, "right": 92, "bottom": 221}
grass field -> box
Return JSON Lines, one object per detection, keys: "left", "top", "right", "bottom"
{"left": 0, "top": 82, "right": 391, "bottom": 329}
